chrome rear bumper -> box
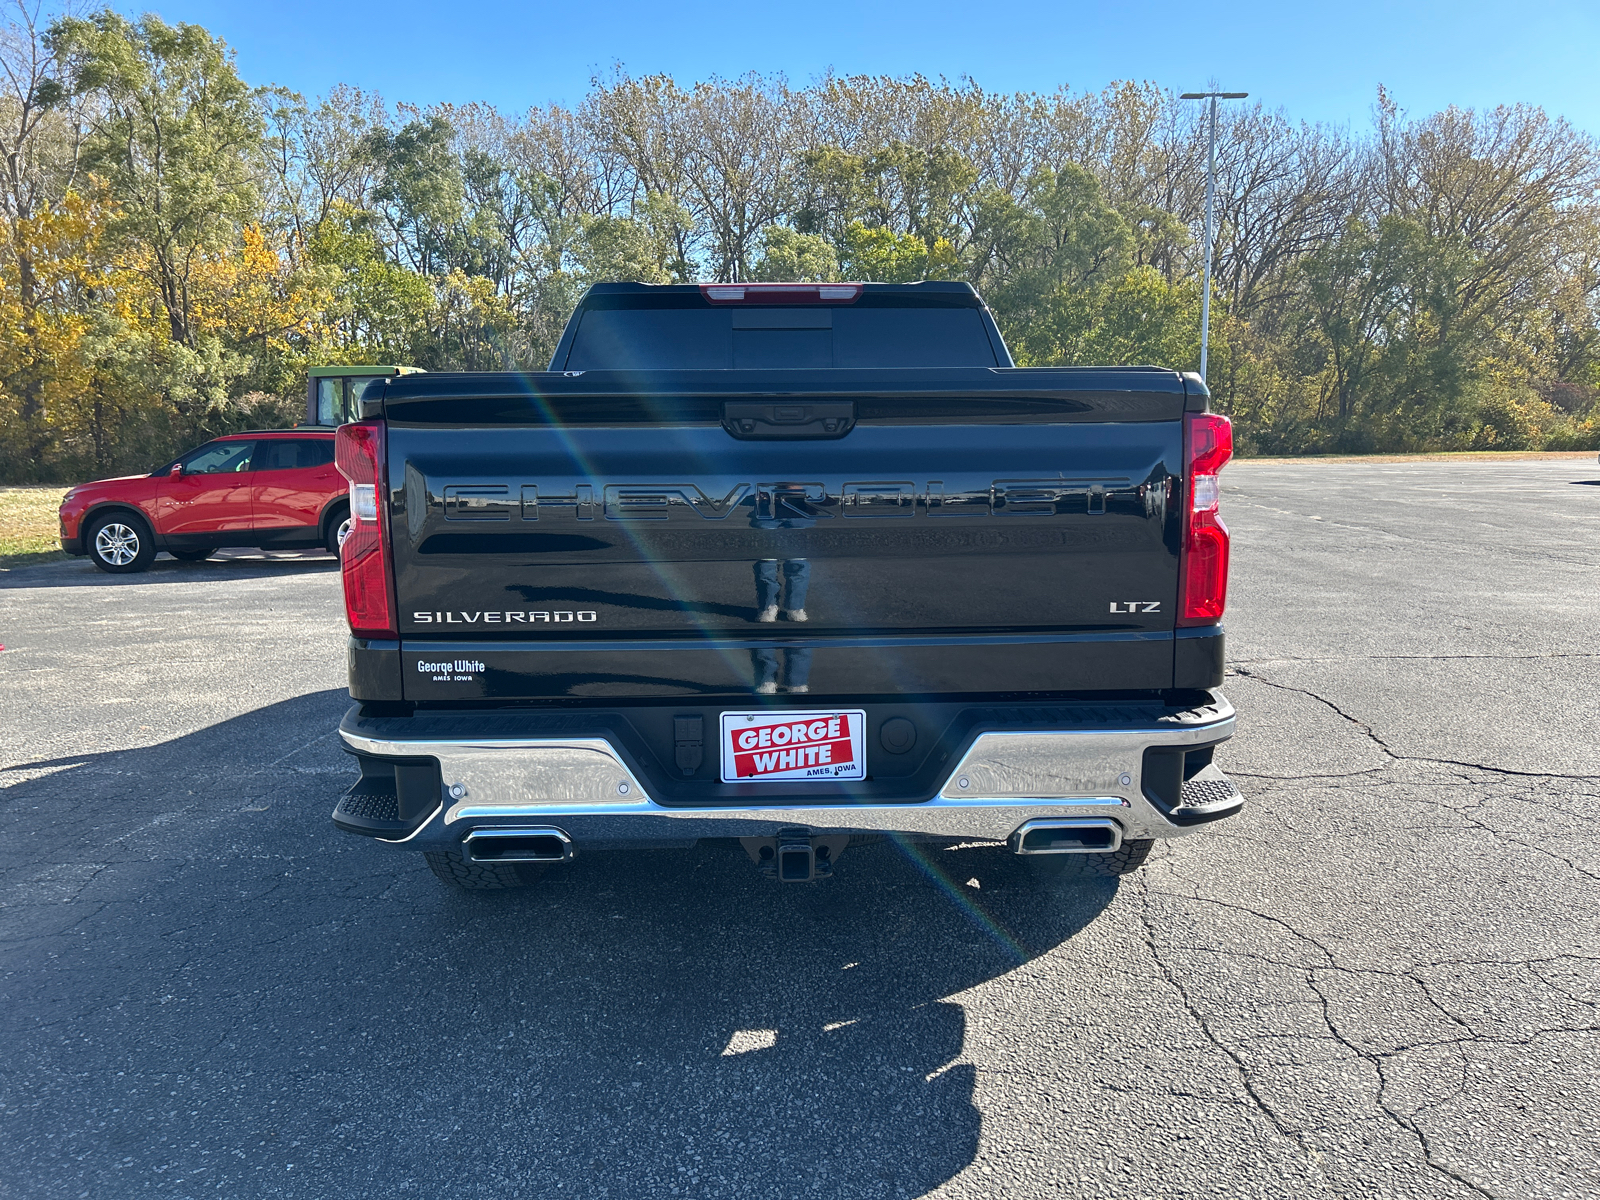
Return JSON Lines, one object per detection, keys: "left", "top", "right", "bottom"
{"left": 337, "top": 696, "right": 1239, "bottom": 848}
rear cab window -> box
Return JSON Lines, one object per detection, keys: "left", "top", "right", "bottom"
{"left": 556, "top": 283, "right": 1010, "bottom": 371}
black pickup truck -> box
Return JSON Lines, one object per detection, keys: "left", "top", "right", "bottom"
{"left": 331, "top": 281, "right": 1243, "bottom": 887}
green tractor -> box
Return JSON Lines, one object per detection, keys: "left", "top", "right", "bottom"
{"left": 304, "top": 364, "right": 423, "bottom": 427}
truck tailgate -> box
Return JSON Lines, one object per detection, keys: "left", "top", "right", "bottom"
{"left": 379, "top": 370, "right": 1189, "bottom": 701}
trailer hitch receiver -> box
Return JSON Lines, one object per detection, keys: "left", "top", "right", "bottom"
{"left": 739, "top": 829, "right": 850, "bottom": 882}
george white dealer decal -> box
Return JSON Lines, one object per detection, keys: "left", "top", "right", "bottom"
{"left": 417, "top": 657, "right": 487, "bottom": 683}
{"left": 413, "top": 611, "right": 598, "bottom": 624}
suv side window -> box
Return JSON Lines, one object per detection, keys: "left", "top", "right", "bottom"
{"left": 181, "top": 441, "right": 256, "bottom": 474}
{"left": 254, "top": 438, "right": 334, "bottom": 471}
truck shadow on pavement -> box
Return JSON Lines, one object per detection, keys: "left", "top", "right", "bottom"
{"left": 2, "top": 691, "right": 1118, "bottom": 1199}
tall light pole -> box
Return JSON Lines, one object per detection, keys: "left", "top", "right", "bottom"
{"left": 1180, "top": 90, "right": 1247, "bottom": 383}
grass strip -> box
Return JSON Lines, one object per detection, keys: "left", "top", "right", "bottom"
{"left": 0, "top": 487, "right": 69, "bottom": 569}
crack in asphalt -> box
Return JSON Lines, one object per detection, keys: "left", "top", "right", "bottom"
{"left": 1222, "top": 771, "right": 1388, "bottom": 790}
{"left": 1231, "top": 653, "right": 1600, "bottom": 665}
{"left": 1136, "top": 878, "right": 1600, "bottom": 1199}
{"left": 1133, "top": 877, "right": 1335, "bottom": 1190}
{"left": 1221, "top": 762, "right": 1600, "bottom": 885}
{"left": 1231, "top": 665, "right": 1600, "bottom": 783}
{"left": 1299, "top": 969, "right": 1502, "bottom": 1200}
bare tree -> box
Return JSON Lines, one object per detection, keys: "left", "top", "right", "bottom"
{"left": 681, "top": 74, "right": 798, "bottom": 280}
{"left": 581, "top": 72, "right": 699, "bottom": 272}
{"left": 1377, "top": 91, "right": 1600, "bottom": 329}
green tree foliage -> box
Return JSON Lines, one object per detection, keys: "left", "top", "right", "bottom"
{"left": 752, "top": 225, "right": 837, "bottom": 282}
{"left": 49, "top": 12, "right": 263, "bottom": 347}
{"left": 970, "top": 165, "right": 1136, "bottom": 360}
{"left": 365, "top": 115, "right": 469, "bottom": 278}
{"left": 576, "top": 193, "right": 691, "bottom": 284}
{"left": 0, "top": 19, "right": 1595, "bottom": 481}
{"left": 309, "top": 200, "right": 434, "bottom": 359}
{"left": 1022, "top": 267, "right": 1207, "bottom": 371}
{"left": 838, "top": 223, "right": 960, "bottom": 283}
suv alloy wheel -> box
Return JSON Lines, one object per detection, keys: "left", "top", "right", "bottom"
{"left": 88, "top": 513, "right": 156, "bottom": 573}
{"left": 326, "top": 505, "right": 351, "bottom": 557}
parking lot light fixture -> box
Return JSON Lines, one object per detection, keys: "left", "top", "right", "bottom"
{"left": 1180, "top": 90, "right": 1249, "bottom": 383}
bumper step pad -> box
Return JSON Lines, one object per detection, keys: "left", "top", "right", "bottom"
{"left": 332, "top": 786, "right": 414, "bottom": 838}
{"left": 1170, "top": 764, "right": 1245, "bottom": 825}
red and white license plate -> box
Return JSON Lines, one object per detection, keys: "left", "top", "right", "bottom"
{"left": 720, "top": 709, "right": 867, "bottom": 783}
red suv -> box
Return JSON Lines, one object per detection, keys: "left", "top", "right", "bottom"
{"left": 59, "top": 430, "right": 350, "bottom": 573}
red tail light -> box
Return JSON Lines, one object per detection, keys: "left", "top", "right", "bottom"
{"left": 1178, "top": 412, "right": 1233, "bottom": 626}
{"left": 334, "top": 421, "right": 397, "bottom": 638}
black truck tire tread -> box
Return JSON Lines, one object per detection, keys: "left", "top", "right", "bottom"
{"left": 1022, "top": 838, "right": 1155, "bottom": 882}
{"left": 423, "top": 850, "right": 541, "bottom": 890}
{"left": 1077, "top": 837, "right": 1155, "bottom": 876}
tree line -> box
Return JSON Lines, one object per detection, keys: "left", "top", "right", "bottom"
{"left": 0, "top": 4, "right": 1596, "bottom": 481}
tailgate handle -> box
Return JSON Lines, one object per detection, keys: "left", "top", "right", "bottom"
{"left": 722, "top": 401, "right": 855, "bottom": 440}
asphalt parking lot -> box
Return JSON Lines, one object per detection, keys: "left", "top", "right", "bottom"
{"left": 2, "top": 458, "right": 1597, "bottom": 1199}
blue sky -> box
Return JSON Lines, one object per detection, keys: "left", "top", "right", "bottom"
{"left": 149, "top": 0, "right": 1599, "bottom": 133}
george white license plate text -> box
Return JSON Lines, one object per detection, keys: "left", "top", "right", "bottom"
{"left": 720, "top": 709, "right": 867, "bottom": 782}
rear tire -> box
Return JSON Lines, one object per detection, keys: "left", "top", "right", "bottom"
{"left": 1023, "top": 838, "right": 1155, "bottom": 881}
{"left": 325, "top": 504, "right": 350, "bottom": 557}
{"left": 87, "top": 512, "right": 156, "bottom": 573}
{"left": 169, "top": 547, "right": 214, "bottom": 562}
{"left": 423, "top": 850, "right": 544, "bottom": 890}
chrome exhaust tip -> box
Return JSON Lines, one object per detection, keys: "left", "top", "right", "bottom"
{"left": 1010, "top": 818, "right": 1123, "bottom": 855}
{"left": 464, "top": 827, "right": 573, "bottom": 864}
